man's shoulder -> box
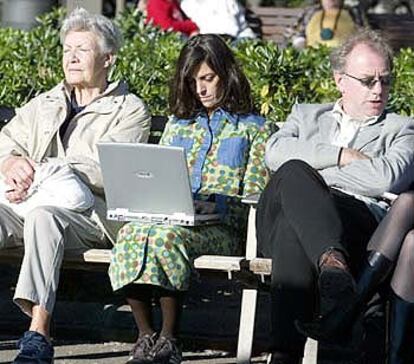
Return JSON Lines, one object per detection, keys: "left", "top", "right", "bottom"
{"left": 120, "top": 92, "right": 148, "bottom": 114}
{"left": 291, "top": 102, "right": 334, "bottom": 119}
{"left": 108, "top": 81, "right": 148, "bottom": 110}
{"left": 380, "top": 110, "right": 414, "bottom": 132}
{"left": 32, "top": 82, "right": 65, "bottom": 100}
{"left": 382, "top": 110, "right": 413, "bottom": 123}
{"left": 17, "top": 83, "right": 66, "bottom": 110}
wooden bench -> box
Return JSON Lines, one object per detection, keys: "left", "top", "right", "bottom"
{"left": 367, "top": 13, "right": 414, "bottom": 50}
{"left": 0, "top": 111, "right": 169, "bottom": 271}
{"left": 0, "top": 109, "right": 318, "bottom": 363}
{"left": 249, "top": 6, "right": 306, "bottom": 44}
{"left": 194, "top": 195, "right": 318, "bottom": 364}
{"left": 249, "top": 6, "right": 414, "bottom": 51}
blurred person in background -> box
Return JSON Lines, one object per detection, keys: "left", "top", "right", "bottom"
{"left": 286, "top": 0, "right": 361, "bottom": 49}
{"left": 181, "top": 0, "right": 257, "bottom": 40}
{"left": 145, "top": 0, "right": 199, "bottom": 37}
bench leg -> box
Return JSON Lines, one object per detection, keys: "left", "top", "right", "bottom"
{"left": 302, "top": 338, "right": 318, "bottom": 364}
{"left": 237, "top": 288, "right": 258, "bottom": 364}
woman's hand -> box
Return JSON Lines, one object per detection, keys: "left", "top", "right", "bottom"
{"left": 1, "top": 156, "right": 36, "bottom": 200}
{"left": 194, "top": 200, "right": 216, "bottom": 214}
{"left": 5, "top": 188, "right": 28, "bottom": 204}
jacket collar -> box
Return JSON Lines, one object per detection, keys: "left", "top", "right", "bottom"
{"left": 332, "top": 99, "right": 382, "bottom": 126}
{"left": 176, "top": 107, "right": 239, "bottom": 126}
{"left": 47, "top": 80, "right": 125, "bottom": 114}
{"left": 318, "top": 102, "right": 388, "bottom": 150}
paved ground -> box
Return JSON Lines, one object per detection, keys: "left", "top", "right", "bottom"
{"left": 0, "top": 269, "right": 271, "bottom": 363}
{"left": 0, "top": 336, "right": 268, "bottom": 364}
{"left": 0, "top": 268, "right": 386, "bottom": 364}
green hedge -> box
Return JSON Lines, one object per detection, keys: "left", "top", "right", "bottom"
{"left": 0, "top": 7, "right": 413, "bottom": 124}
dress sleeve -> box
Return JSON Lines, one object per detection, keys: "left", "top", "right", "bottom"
{"left": 242, "top": 122, "right": 272, "bottom": 197}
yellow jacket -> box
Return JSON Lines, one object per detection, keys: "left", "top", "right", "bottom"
{"left": 306, "top": 9, "right": 356, "bottom": 48}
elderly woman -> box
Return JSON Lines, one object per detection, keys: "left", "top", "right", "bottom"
{"left": 0, "top": 8, "right": 150, "bottom": 363}
{"left": 109, "top": 34, "right": 270, "bottom": 364}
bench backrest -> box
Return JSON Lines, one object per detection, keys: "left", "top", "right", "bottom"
{"left": 250, "top": 6, "right": 305, "bottom": 44}
{"left": 367, "top": 13, "right": 414, "bottom": 50}
{"left": 148, "top": 115, "right": 168, "bottom": 144}
{"left": 0, "top": 106, "right": 168, "bottom": 145}
{"left": 0, "top": 106, "right": 15, "bottom": 125}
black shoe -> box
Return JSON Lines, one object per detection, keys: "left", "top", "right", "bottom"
{"left": 296, "top": 251, "right": 393, "bottom": 344}
{"left": 126, "top": 333, "right": 158, "bottom": 364}
{"left": 149, "top": 336, "right": 182, "bottom": 364}
{"left": 13, "top": 331, "right": 54, "bottom": 364}
{"left": 388, "top": 290, "right": 414, "bottom": 364}
{"left": 295, "top": 267, "right": 357, "bottom": 342}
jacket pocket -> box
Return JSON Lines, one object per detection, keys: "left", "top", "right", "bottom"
{"left": 218, "top": 137, "right": 248, "bottom": 168}
{"left": 171, "top": 136, "right": 194, "bottom": 155}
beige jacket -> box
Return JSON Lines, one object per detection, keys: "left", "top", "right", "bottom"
{"left": 0, "top": 80, "right": 151, "bottom": 243}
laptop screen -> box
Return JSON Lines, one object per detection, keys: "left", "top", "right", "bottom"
{"left": 97, "top": 142, "right": 195, "bottom": 216}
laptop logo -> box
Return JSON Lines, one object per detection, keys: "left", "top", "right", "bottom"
{"left": 135, "top": 171, "right": 153, "bottom": 179}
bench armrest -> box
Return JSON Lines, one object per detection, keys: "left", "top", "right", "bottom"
{"left": 242, "top": 193, "right": 260, "bottom": 206}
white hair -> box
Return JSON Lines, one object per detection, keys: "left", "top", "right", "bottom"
{"left": 60, "top": 7, "right": 122, "bottom": 55}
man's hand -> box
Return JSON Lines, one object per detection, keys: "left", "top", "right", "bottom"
{"left": 194, "top": 200, "right": 216, "bottom": 215}
{"left": 1, "top": 156, "right": 36, "bottom": 199}
{"left": 339, "top": 148, "right": 369, "bottom": 167}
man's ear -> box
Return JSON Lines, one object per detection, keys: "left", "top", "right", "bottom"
{"left": 334, "top": 71, "right": 345, "bottom": 93}
{"left": 103, "top": 53, "right": 115, "bottom": 69}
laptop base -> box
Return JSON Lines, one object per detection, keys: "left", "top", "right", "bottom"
{"left": 107, "top": 209, "right": 220, "bottom": 226}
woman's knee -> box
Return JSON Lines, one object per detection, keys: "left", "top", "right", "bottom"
{"left": 400, "top": 231, "right": 414, "bottom": 265}
{"left": 393, "top": 191, "right": 414, "bottom": 211}
{"left": 24, "top": 206, "right": 62, "bottom": 234}
{"left": 23, "top": 206, "right": 64, "bottom": 247}
{"left": 117, "top": 223, "right": 177, "bottom": 253}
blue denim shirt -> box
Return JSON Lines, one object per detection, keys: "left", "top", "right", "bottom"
{"left": 160, "top": 108, "right": 269, "bottom": 214}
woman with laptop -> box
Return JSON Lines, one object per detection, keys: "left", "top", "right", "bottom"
{"left": 109, "top": 34, "right": 270, "bottom": 364}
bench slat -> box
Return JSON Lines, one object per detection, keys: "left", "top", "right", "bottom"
{"left": 250, "top": 258, "right": 271, "bottom": 275}
{"left": 249, "top": 6, "right": 305, "bottom": 44}
{"left": 193, "top": 255, "right": 272, "bottom": 276}
{"left": 193, "top": 255, "right": 244, "bottom": 271}
{"left": 81, "top": 248, "right": 111, "bottom": 263}
{"left": 367, "top": 13, "right": 414, "bottom": 50}
{"left": 262, "top": 25, "right": 287, "bottom": 33}
{"left": 260, "top": 17, "right": 300, "bottom": 26}
{"left": 250, "top": 6, "right": 305, "bottom": 17}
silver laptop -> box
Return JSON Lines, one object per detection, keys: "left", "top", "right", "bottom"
{"left": 97, "top": 142, "right": 221, "bottom": 226}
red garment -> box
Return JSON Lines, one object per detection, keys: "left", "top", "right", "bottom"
{"left": 146, "top": 0, "right": 198, "bottom": 36}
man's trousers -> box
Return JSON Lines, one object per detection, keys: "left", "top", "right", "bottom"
{"left": 256, "top": 160, "right": 378, "bottom": 355}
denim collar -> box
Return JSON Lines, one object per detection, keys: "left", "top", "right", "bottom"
{"left": 175, "top": 107, "right": 239, "bottom": 126}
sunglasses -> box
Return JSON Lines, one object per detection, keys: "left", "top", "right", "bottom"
{"left": 344, "top": 73, "right": 393, "bottom": 89}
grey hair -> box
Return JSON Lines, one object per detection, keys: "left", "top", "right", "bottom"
{"left": 330, "top": 28, "right": 394, "bottom": 73}
{"left": 60, "top": 7, "right": 122, "bottom": 55}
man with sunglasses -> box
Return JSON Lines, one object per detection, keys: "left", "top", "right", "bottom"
{"left": 257, "top": 29, "right": 414, "bottom": 364}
